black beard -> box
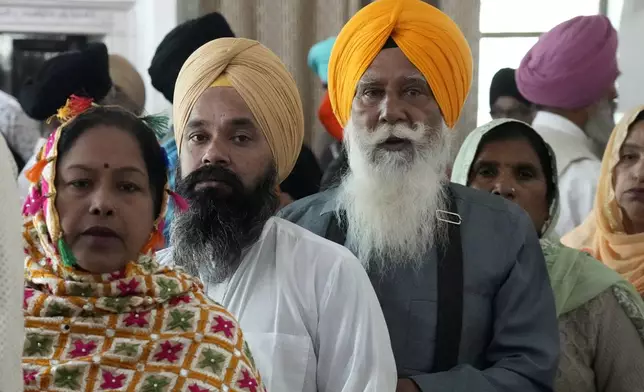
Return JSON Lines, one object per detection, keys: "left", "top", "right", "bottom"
{"left": 170, "top": 164, "right": 279, "bottom": 283}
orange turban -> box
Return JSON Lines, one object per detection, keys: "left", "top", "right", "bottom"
{"left": 173, "top": 38, "right": 304, "bottom": 183}
{"left": 329, "top": 0, "right": 472, "bottom": 128}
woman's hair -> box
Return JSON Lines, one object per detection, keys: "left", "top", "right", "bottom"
{"left": 474, "top": 122, "right": 556, "bottom": 207}
{"left": 629, "top": 111, "right": 644, "bottom": 132}
{"left": 57, "top": 106, "right": 167, "bottom": 218}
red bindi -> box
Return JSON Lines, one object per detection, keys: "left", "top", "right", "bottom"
{"left": 103, "top": 163, "right": 110, "bottom": 169}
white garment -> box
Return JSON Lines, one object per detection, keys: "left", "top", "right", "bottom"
{"left": 532, "top": 111, "right": 601, "bottom": 237}
{"left": 0, "top": 135, "right": 25, "bottom": 391}
{"left": 18, "top": 137, "right": 46, "bottom": 204}
{"left": 158, "top": 217, "right": 397, "bottom": 392}
{"left": 0, "top": 90, "right": 41, "bottom": 162}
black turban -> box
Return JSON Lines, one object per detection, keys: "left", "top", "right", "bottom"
{"left": 280, "top": 145, "right": 322, "bottom": 200}
{"left": 19, "top": 43, "right": 112, "bottom": 121}
{"left": 489, "top": 68, "right": 531, "bottom": 108}
{"left": 148, "top": 12, "right": 235, "bottom": 103}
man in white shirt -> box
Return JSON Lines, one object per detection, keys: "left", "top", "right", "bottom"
{"left": 156, "top": 37, "right": 396, "bottom": 392}
{"left": 0, "top": 129, "right": 25, "bottom": 391}
{"left": 0, "top": 89, "right": 40, "bottom": 171}
{"left": 516, "top": 15, "right": 619, "bottom": 236}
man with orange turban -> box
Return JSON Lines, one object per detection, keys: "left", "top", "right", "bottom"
{"left": 280, "top": 0, "right": 559, "bottom": 391}
{"left": 158, "top": 37, "right": 396, "bottom": 392}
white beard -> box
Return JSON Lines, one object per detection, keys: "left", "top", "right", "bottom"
{"left": 584, "top": 99, "right": 615, "bottom": 159}
{"left": 336, "top": 118, "right": 452, "bottom": 275}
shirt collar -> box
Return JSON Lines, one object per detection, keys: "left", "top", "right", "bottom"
{"left": 532, "top": 111, "right": 587, "bottom": 140}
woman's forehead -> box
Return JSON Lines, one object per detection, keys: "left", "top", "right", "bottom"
{"left": 477, "top": 137, "right": 541, "bottom": 162}
{"left": 60, "top": 125, "right": 146, "bottom": 171}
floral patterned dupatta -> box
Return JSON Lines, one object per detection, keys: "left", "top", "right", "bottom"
{"left": 22, "top": 97, "right": 264, "bottom": 392}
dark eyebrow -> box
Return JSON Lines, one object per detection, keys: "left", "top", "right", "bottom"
{"left": 225, "top": 117, "right": 256, "bottom": 128}
{"left": 621, "top": 142, "right": 643, "bottom": 151}
{"left": 186, "top": 119, "right": 209, "bottom": 130}
{"left": 472, "top": 159, "right": 498, "bottom": 168}
{"left": 64, "top": 164, "right": 146, "bottom": 177}
{"left": 515, "top": 162, "right": 541, "bottom": 172}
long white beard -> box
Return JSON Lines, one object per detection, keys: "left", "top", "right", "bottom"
{"left": 336, "top": 118, "right": 452, "bottom": 275}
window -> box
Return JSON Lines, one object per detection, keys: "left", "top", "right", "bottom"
{"left": 477, "top": 0, "right": 624, "bottom": 125}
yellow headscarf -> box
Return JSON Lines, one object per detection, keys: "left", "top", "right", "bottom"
{"left": 562, "top": 105, "right": 644, "bottom": 294}
{"left": 328, "top": 0, "right": 472, "bottom": 129}
{"left": 173, "top": 37, "right": 304, "bottom": 183}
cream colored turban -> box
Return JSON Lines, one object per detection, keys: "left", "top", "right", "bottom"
{"left": 173, "top": 37, "right": 304, "bottom": 183}
{"left": 108, "top": 54, "right": 146, "bottom": 115}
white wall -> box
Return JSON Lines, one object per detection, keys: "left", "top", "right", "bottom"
{"left": 131, "top": 0, "right": 177, "bottom": 115}
{"left": 617, "top": 0, "right": 644, "bottom": 114}
{"left": 0, "top": 0, "right": 177, "bottom": 115}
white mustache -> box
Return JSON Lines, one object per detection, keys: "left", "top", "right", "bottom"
{"left": 363, "top": 122, "right": 427, "bottom": 146}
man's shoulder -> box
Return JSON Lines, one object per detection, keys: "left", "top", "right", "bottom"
{"left": 277, "top": 189, "right": 336, "bottom": 236}
{"left": 451, "top": 183, "right": 523, "bottom": 217}
{"left": 450, "top": 183, "right": 533, "bottom": 239}
{"left": 267, "top": 216, "right": 357, "bottom": 263}
{"left": 279, "top": 189, "right": 335, "bottom": 218}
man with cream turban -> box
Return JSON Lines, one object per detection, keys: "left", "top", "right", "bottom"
{"left": 516, "top": 15, "right": 619, "bottom": 237}
{"left": 280, "top": 0, "right": 559, "bottom": 391}
{"left": 157, "top": 37, "right": 396, "bottom": 392}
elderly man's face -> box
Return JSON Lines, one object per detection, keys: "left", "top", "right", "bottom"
{"left": 352, "top": 48, "right": 443, "bottom": 134}
{"left": 179, "top": 87, "right": 274, "bottom": 194}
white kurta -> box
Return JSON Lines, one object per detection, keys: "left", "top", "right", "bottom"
{"left": 0, "top": 134, "right": 25, "bottom": 392}
{"left": 158, "top": 217, "right": 397, "bottom": 392}
{"left": 532, "top": 111, "right": 601, "bottom": 237}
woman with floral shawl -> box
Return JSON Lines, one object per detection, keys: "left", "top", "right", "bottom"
{"left": 562, "top": 106, "right": 644, "bottom": 296}
{"left": 451, "top": 118, "right": 644, "bottom": 391}
{"left": 21, "top": 97, "right": 264, "bottom": 392}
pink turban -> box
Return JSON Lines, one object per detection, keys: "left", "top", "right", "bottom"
{"left": 516, "top": 15, "right": 618, "bottom": 109}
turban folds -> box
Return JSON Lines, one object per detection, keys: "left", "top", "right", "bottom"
{"left": 516, "top": 15, "right": 618, "bottom": 110}
{"left": 149, "top": 12, "right": 235, "bottom": 103}
{"left": 329, "top": 0, "right": 472, "bottom": 128}
{"left": 173, "top": 38, "right": 304, "bottom": 183}
{"left": 109, "top": 54, "right": 146, "bottom": 114}
{"left": 490, "top": 68, "right": 531, "bottom": 108}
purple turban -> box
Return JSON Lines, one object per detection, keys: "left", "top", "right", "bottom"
{"left": 516, "top": 15, "right": 618, "bottom": 110}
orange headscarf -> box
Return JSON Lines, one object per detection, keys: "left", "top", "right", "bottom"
{"left": 328, "top": 0, "right": 472, "bottom": 129}
{"left": 562, "top": 105, "right": 644, "bottom": 294}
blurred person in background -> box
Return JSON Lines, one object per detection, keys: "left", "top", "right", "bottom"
{"left": 452, "top": 118, "right": 644, "bottom": 392}
{"left": 0, "top": 87, "right": 40, "bottom": 171}
{"left": 0, "top": 128, "right": 24, "bottom": 391}
{"left": 516, "top": 15, "right": 619, "bottom": 237}
{"left": 17, "top": 43, "right": 144, "bottom": 202}
{"left": 489, "top": 68, "right": 535, "bottom": 123}
{"left": 563, "top": 106, "right": 644, "bottom": 298}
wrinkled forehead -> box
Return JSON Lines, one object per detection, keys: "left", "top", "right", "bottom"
{"left": 357, "top": 47, "right": 427, "bottom": 87}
